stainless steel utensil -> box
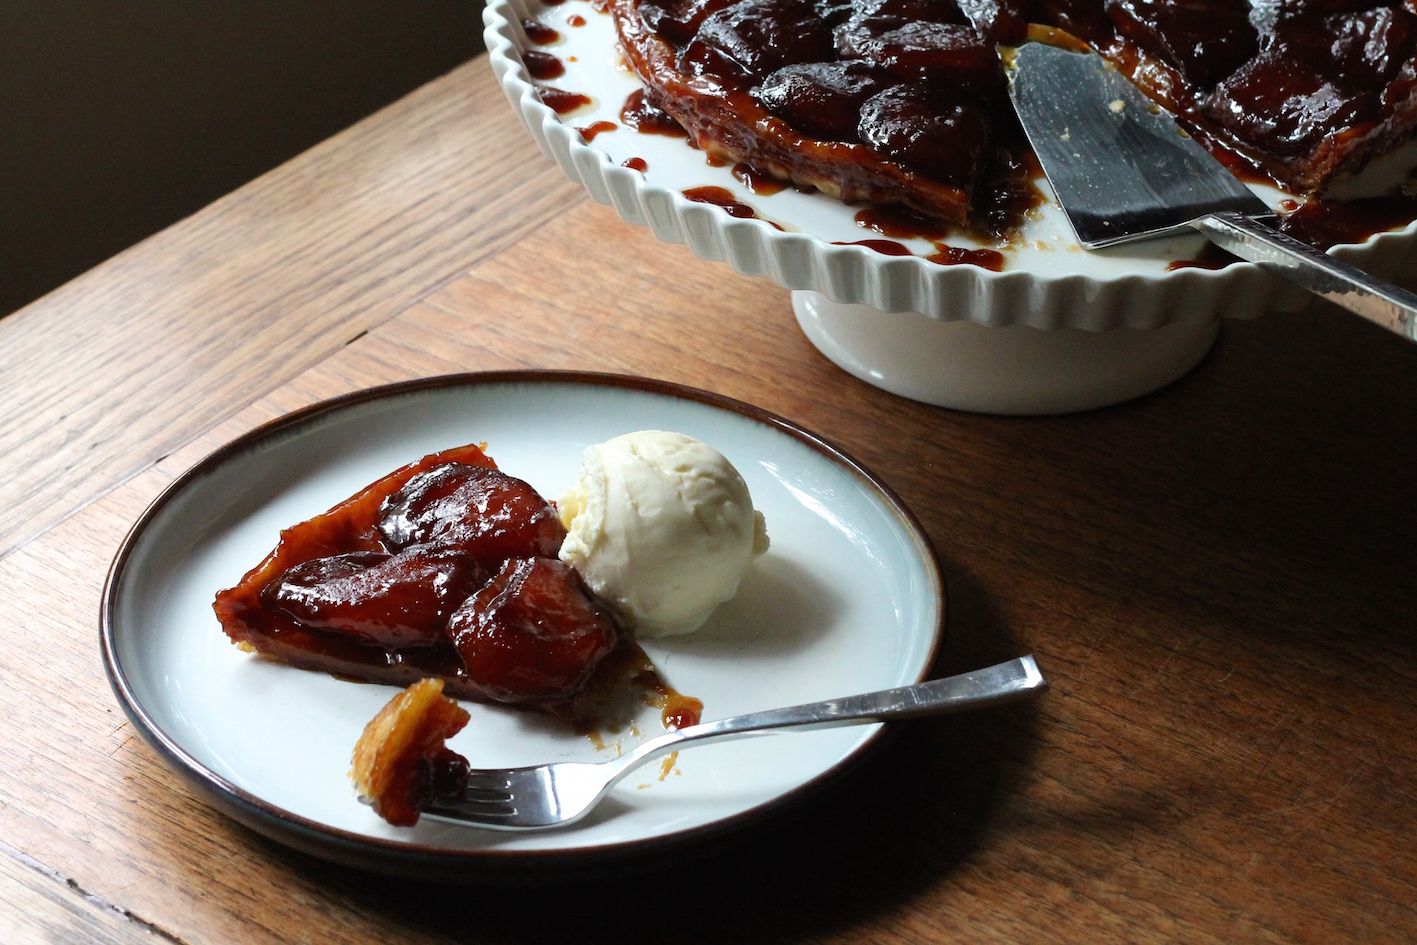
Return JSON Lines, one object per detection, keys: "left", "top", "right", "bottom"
{"left": 421, "top": 655, "right": 1047, "bottom": 830}
{"left": 1004, "top": 42, "right": 1417, "bottom": 342}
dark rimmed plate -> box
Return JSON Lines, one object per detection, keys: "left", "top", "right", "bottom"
{"left": 102, "top": 372, "right": 945, "bottom": 880}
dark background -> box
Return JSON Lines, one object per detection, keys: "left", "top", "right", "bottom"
{"left": 1, "top": 2, "right": 484, "bottom": 317}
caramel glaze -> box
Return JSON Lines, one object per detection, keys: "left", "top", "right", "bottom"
{"left": 928, "top": 246, "right": 1006, "bottom": 271}
{"left": 683, "top": 186, "right": 785, "bottom": 229}
{"left": 623, "top": 156, "right": 649, "bottom": 171}
{"left": 659, "top": 692, "right": 704, "bottom": 730}
{"left": 832, "top": 238, "right": 913, "bottom": 256}
{"left": 973, "top": 150, "right": 1049, "bottom": 243}
{"left": 684, "top": 185, "right": 754, "bottom": 217}
{"left": 1162, "top": 193, "right": 1417, "bottom": 269}
{"left": 560, "top": 639, "right": 703, "bottom": 732}
{"left": 621, "top": 89, "right": 688, "bottom": 137}
{"left": 1167, "top": 195, "right": 1417, "bottom": 269}
{"left": 616, "top": 641, "right": 703, "bottom": 730}
{"left": 567, "top": 13, "right": 587, "bottom": 27}
{"left": 524, "top": 50, "right": 565, "bottom": 80}
{"left": 1280, "top": 194, "right": 1417, "bottom": 250}
{"left": 540, "top": 87, "right": 592, "bottom": 114}
{"left": 852, "top": 149, "right": 1042, "bottom": 248}
{"left": 1164, "top": 245, "right": 1238, "bottom": 272}
{"left": 577, "top": 120, "right": 618, "bottom": 142}
{"left": 855, "top": 206, "right": 952, "bottom": 242}
{"left": 522, "top": 17, "right": 559, "bottom": 44}
{"left": 843, "top": 208, "right": 1008, "bottom": 268}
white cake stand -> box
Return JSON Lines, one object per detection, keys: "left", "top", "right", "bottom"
{"left": 485, "top": 0, "right": 1417, "bottom": 414}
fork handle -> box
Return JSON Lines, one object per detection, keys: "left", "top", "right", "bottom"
{"left": 1194, "top": 211, "right": 1417, "bottom": 342}
{"left": 619, "top": 655, "right": 1047, "bottom": 774}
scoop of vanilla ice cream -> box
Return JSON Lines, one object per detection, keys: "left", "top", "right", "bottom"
{"left": 557, "top": 431, "right": 768, "bottom": 637}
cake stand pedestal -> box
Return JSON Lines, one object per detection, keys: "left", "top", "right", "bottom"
{"left": 793, "top": 292, "right": 1220, "bottom": 414}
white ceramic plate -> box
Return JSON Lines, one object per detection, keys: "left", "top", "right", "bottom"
{"left": 103, "top": 373, "right": 945, "bottom": 879}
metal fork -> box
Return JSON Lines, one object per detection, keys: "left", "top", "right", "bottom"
{"left": 423, "top": 655, "right": 1047, "bottom": 830}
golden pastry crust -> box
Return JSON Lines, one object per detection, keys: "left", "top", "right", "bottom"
{"left": 350, "top": 679, "right": 470, "bottom": 827}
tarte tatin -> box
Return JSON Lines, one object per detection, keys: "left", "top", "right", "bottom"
{"left": 609, "top": 0, "right": 1417, "bottom": 234}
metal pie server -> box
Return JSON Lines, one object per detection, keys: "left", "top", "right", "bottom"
{"left": 1004, "top": 42, "right": 1417, "bottom": 343}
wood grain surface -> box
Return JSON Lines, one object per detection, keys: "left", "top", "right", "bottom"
{"left": 3, "top": 50, "right": 1417, "bottom": 945}
{"left": 0, "top": 842, "right": 172, "bottom": 945}
{"left": 0, "top": 59, "right": 581, "bottom": 559}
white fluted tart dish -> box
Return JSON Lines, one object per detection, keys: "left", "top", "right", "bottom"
{"left": 484, "top": 0, "right": 1417, "bottom": 413}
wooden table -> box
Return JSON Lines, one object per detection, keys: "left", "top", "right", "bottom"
{"left": 3, "top": 56, "right": 1415, "bottom": 945}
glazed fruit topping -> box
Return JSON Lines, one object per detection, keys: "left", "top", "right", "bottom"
{"left": 753, "top": 61, "right": 891, "bottom": 140}
{"left": 858, "top": 84, "right": 992, "bottom": 184}
{"left": 681, "top": 0, "right": 837, "bottom": 82}
{"left": 836, "top": 0, "right": 971, "bottom": 38}
{"left": 450, "top": 557, "right": 620, "bottom": 704}
{"left": 213, "top": 443, "right": 625, "bottom": 710}
{"left": 1107, "top": 0, "right": 1258, "bottom": 88}
{"left": 617, "top": 0, "right": 1417, "bottom": 224}
{"left": 640, "top": 0, "right": 734, "bottom": 43}
{"left": 837, "top": 20, "right": 1000, "bottom": 88}
{"left": 377, "top": 463, "right": 566, "bottom": 566}
{"left": 1204, "top": 53, "right": 1376, "bottom": 156}
{"left": 1273, "top": 7, "right": 1417, "bottom": 90}
{"left": 266, "top": 547, "right": 484, "bottom": 650}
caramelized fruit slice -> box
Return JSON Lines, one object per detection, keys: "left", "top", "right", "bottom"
{"left": 837, "top": 20, "right": 999, "bottom": 88}
{"left": 752, "top": 61, "right": 891, "bottom": 140}
{"left": 1385, "top": 59, "right": 1417, "bottom": 111}
{"left": 350, "top": 678, "right": 470, "bottom": 827}
{"left": 1204, "top": 53, "right": 1376, "bottom": 157}
{"left": 216, "top": 441, "right": 657, "bottom": 715}
{"left": 450, "top": 558, "right": 620, "bottom": 704}
{"left": 266, "top": 546, "right": 485, "bottom": 650}
{"left": 835, "top": 0, "right": 969, "bottom": 40}
{"left": 858, "top": 84, "right": 992, "bottom": 184}
{"left": 1274, "top": 8, "right": 1417, "bottom": 90}
{"left": 1107, "top": 0, "right": 1258, "bottom": 89}
{"left": 681, "top": 0, "right": 837, "bottom": 83}
{"left": 640, "top": 0, "right": 734, "bottom": 43}
{"left": 215, "top": 442, "right": 496, "bottom": 653}
{"left": 377, "top": 464, "right": 566, "bottom": 565}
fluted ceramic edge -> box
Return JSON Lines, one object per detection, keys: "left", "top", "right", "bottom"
{"left": 483, "top": 0, "right": 1417, "bottom": 331}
